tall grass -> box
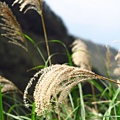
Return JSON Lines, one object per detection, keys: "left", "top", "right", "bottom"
{"left": 0, "top": 0, "right": 120, "bottom": 120}
{"left": 0, "top": 84, "right": 4, "bottom": 120}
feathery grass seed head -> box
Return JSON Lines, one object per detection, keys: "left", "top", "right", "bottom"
{"left": 12, "top": 0, "right": 43, "bottom": 15}
{"left": 0, "top": 2, "right": 28, "bottom": 51}
{"left": 71, "top": 39, "right": 91, "bottom": 70}
{"left": 113, "top": 51, "right": 120, "bottom": 76}
{"left": 0, "top": 76, "right": 20, "bottom": 93}
{"left": 23, "top": 64, "right": 117, "bottom": 116}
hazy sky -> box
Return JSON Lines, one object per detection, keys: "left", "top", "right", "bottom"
{"left": 46, "top": 0, "right": 120, "bottom": 50}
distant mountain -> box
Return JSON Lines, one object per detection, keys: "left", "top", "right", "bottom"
{"left": 0, "top": 0, "right": 118, "bottom": 91}
{"left": 84, "top": 40, "right": 117, "bottom": 76}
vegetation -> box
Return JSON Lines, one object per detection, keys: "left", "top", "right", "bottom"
{"left": 0, "top": 0, "right": 120, "bottom": 120}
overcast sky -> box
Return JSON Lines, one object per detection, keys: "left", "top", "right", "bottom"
{"left": 45, "top": 0, "right": 120, "bottom": 50}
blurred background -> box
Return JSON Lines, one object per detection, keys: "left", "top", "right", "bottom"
{"left": 46, "top": 0, "right": 120, "bottom": 50}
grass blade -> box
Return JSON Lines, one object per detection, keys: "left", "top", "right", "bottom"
{"left": 31, "top": 102, "right": 36, "bottom": 120}
{"left": 0, "top": 84, "right": 4, "bottom": 120}
{"left": 78, "top": 83, "right": 85, "bottom": 120}
{"left": 24, "top": 34, "right": 46, "bottom": 64}
{"left": 5, "top": 112, "right": 31, "bottom": 120}
{"left": 103, "top": 88, "right": 120, "bottom": 120}
{"left": 49, "top": 40, "right": 73, "bottom": 66}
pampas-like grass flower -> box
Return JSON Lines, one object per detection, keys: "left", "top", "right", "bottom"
{"left": 0, "top": 75, "right": 21, "bottom": 94}
{"left": 23, "top": 64, "right": 118, "bottom": 116}
{"left": 114, "top": 68, "right": 120, "bottom": 76}
{"left": 113, "top": 51, "right": 120, "bottom": 76}
{"left": 115, "top": 51, "right": 120, "bottom": 66}
{"left": 12, "top": 0, "right": 43, "bottom": 15}
{"left": 71, "top": 39, "right": 91, "bottom": 70}
{"left": 0, "top": 2, "right": 27, "bottom": 51}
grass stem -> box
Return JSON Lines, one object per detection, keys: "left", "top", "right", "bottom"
{"left": 39, "top": 2, "right": 52, "bottom": 66}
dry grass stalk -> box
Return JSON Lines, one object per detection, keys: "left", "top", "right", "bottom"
{"left": 0, "top": 75, "right": 21, "bottom": 94}
{"left": 0, "top": 2, "right": 27, "bottom": 51}
{"left": 71, "top": 39, "right": 91, "bottom": 70}
{"left": 12, "top": 0, "right": 52, "bottom": 65}
{"left": 106, "top": 46, "right": 111, "bottom": 70}
{"left": 23, "top": 64, "right": 119, "bottom": 116}
{"left": 113, "top": 51, "right": 120, "bottom": 76}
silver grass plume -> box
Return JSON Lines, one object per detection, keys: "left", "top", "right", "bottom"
{"left": 23, "top": 64, "right": 119, "bottom": 116}
{"left": 113, "top": 51, "right": 120, "bottom": 76}
{"left": 0, "top": 75, "right": 21, "bottom": 94}
{"left": 0, "top": 2, "right": 28, "bottom": 51}
{"left": 12, "top": 0, "right": 43, "bottom": 15}
{"left": 71, "top": 39, "right": 91, "bottom": 70}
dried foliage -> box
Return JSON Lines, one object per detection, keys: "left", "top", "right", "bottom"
{"left": 0, "top": 2, "right": 27, "bottom": 51}
{"left": 106, "top": 46, "right": 111, "bottom": 70}
{"left": 12, "top": 0, "right": 43, "bottom": 15}
{"left": 113, "top": 51, "right": 120, "bottom": 76}
{"left": 0, "top": 75, "right": 21, "bottom": 94}
{"left": 71, "top": 39, "right": 91, "bottom": 70}
{"left": 23, "top": 64, "right": 118, "bottom": 116}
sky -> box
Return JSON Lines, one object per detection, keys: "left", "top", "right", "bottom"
{"left": 45, "top": 0, "right": 120, "bottom": 50}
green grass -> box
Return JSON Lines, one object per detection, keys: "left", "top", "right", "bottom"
{"left": 0, "top": 84, "right": 4, "bottom": 120}
{"left": 1, "top": 75, "right": 120, "bottom": 120}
